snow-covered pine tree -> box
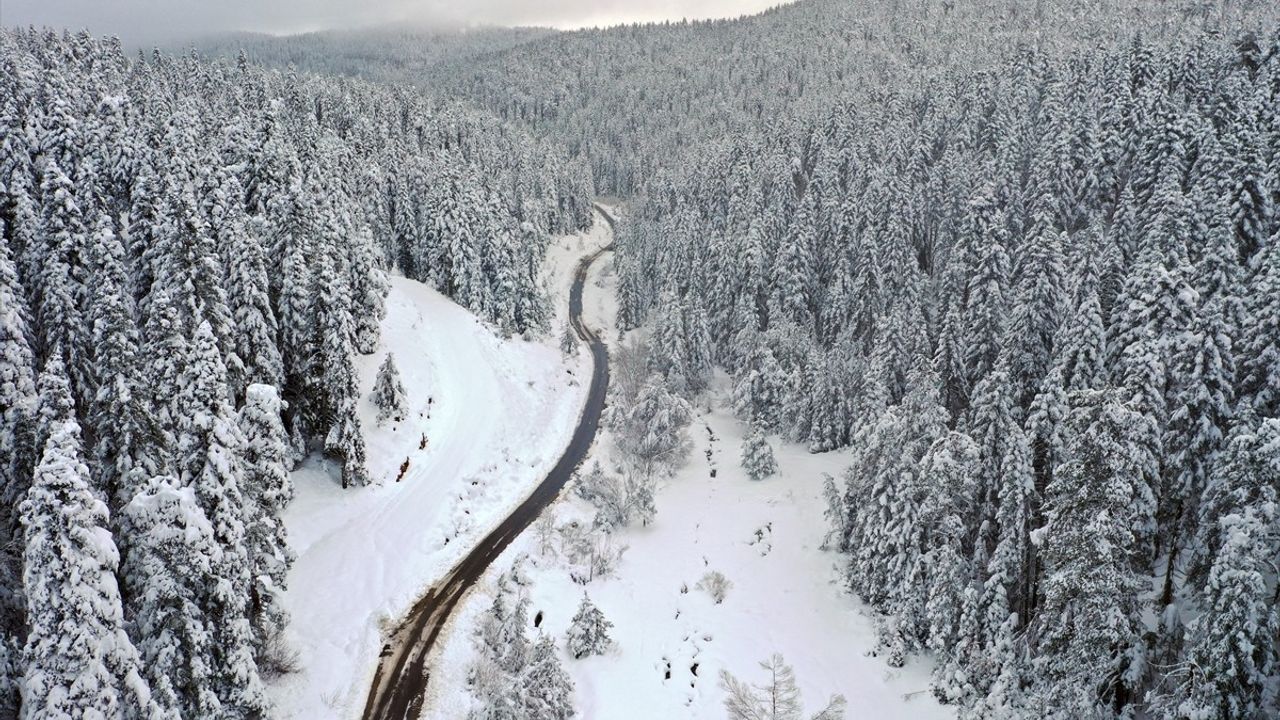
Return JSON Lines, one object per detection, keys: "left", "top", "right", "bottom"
{"left": 608, "top": 375, "right": 693, "bottom": 478}
{"left": 565, "top": 593, "right": 613, "bottom": 659}
{"left": 1031, "top": 389, "right": 1147, "bottom": 717}
{"left": 85, "top": 216, "right": 157, "bottom": 507}
{"left": 326, "top": 398, "right": 370, "bottom": 489}
{"left": 371, "top": 353, "right": 408, "bottom": 424}
{"left": 21, "top": 417, "right": 166, "bottom": 720}
{"left": 624, "top": 472, "right": 656, "bottom": 527}
{"left": 175, "top": 321, "right": 270, "bottom": 717}
{"left": 139, "top": 287, "right": 188, "bottom": 439}
{"left": 1006, "top": 202, "right": 1066, "bottom": 409}
{"left": 34, "top": 160, "right": 86, "bottom": 386}
{"left": 1237, "top": 235, "right": 1280, "bottom": 415}
{"left": 1171, "top": 503, "right": 1278, "bottom": 720}
{"left": 499, "top": 593, "right": 532, "bottom": 676}
{"left": 521, "top": 634, "right": 575, "bottom": 720}
{"left": 1159, "top": 293, "right": 1235, "bottom": 608}
{"left": 741, "top": 425, "right": 778, "bottom": 481}
{"left": 317, "top": 238, "right": 370, "bottom": 487}
{"left": 237, "top": 383, "right": 295, "bottom": 654}
{"left": 225, "top": 213, "right": 285, "bottom": 393}
{"left": 918, "top": 432, "right": 979, "bottom": 658}
{"left": 731, "top": 330, "right": 786, "bottom": 431}
{"left": 348, "top": 226, "right": 388, "bottom": 354}
{"left": 121, "top": 475, "right": 223, "bottom": 717}
{"left": 963, "top": 198, "right": 1011, "bottom": 387}
{"left": 35, "top": 348, "right": 75, "bottom": 460}
{"left": 0, "top": 231, "right": 37, "bottom": 677}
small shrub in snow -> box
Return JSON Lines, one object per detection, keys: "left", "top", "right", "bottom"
{"left": 258, "top": 627, "right": 301, "bottom": 679}
{"left": 697, "top": 571, "right": 733, "bottom": 604}
{"left": 565, "top": 593, "right": 613, "bottom": 659}
{"left": 741, "top": 426, "right": 778, "bottom": 481}
{"left": 371, "top": 353, "right": 407, "bottom": 424}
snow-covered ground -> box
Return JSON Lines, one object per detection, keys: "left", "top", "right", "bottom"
{"left": 424, "top": 239, "right": 954, "bottom": 719}
{"left": 268, "top": 215, "right": 613, "bottom": 720}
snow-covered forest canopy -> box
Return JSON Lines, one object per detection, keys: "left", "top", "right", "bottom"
{"left": 2, "top": 0, "right": 1280, "bottom": 717}
{"left": 613, "top": 20, "right": 1280, "bottom": 720}
{"left": 0, "top": 26, "right": 591, "bottom": 719}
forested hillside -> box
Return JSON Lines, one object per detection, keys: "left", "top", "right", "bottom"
{"left": 0, "top": 27, "right": 590, "bottom": 718}
{"left": 445, "top": 0, "right": 1277, "bottom": 195}
{"left": 196, "top": 25, "right": 555, "bottom": 88}
{"left": 618, "top": 24, "right": 1280, "bottom": 719}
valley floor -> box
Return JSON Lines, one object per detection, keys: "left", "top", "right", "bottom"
{"left": 421, "top": 243, "right": 954, "bottom": 719}
{"left": 268, "top": 218, "right": 613, "bottom": 719}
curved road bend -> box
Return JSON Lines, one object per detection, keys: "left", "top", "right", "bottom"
{"left": 361, "top": 204, "right": 618, "bottom": 720}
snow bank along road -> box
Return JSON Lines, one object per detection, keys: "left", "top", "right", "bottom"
{"left": 361, "top": 206, "right": 617, "bottom": 720}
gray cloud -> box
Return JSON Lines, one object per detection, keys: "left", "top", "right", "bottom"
{"left": 1, "top": 0, "right": 788, "bottom": 45}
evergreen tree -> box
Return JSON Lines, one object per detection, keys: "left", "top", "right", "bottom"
{"left": 607, "top": 375, "right": 693, "bottom": 478}
{"left": 237, "top": 383, "right": 295, "bottom": 651}
{"left": 1237, "top": 236, "right": 1280, "bottom": 415}
{"left": 21, "top": 418, "right": 166, "bottom": 720}
{"left": 732, "top": 331, "right": 786, "bottom": 431}
{"left": 176, "top": 321, "right": 270, "bottom": 717}
{"left": 85, "top": 216, "right": 156, "bottom": 506}
{"left": 225, "top": 214, "right": 284, "bottom": 393}
{"left": 1006, "top": 206, "right": 1066, "bottom": 408}
{"left": 121, "top": 475, "right": 223, "bottom": 718}
{"left": 1160, "top": 296, "right": 1235, "bottom": 607}
{"left": 371, "top": 353, "right": 408, "bottom": 424}
{"left": 326, "top": 398, "right": 370, "bottom": 489}
{"left": 964, "top": 203, "right": 1011, "bottom": 386}
{"left": 565, "top": 593, "right": 613, "bottom": 659}
{"left": 522, "top": 634, "right": 575, "bottom": 720}
{"left": 1032, "top": 389, "right": 1147, "bottom": 717}
{"left": 0, "top": 232, "right": 37, "bottom": 688}
{"left": 1172, "top": 504, "right": 1278, "bottom": 720}
{"left": 741, "top": 426, "right": 778, "bottom": 481}
{"left": 348, "top": 226, "right": 388, "bottom": 355}
{"left": 559, "top": 322, "right": 580, "bottom": 357}
{"left": 34, "top": 160, "right": 86, "bottom": 385}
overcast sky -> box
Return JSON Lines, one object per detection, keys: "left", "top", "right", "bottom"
{"left": 1, "top": 0, "right": 790, "bottom": 45}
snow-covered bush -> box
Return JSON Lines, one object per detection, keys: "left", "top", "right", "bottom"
{"left": 574, "top": 462, "right": 657, "bottom": 531}
{"left": 696, "top": 571, "right": 733, "bottom": 605}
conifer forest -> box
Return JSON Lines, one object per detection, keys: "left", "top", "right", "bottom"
{"left": 1, "top": 1, "right": 1280, "bottom": 718}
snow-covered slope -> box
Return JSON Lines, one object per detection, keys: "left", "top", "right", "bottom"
{"left": 269, "top": 217, "right": 612, "bottom": 719}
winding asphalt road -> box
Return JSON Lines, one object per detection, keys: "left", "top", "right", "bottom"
{"left": 360, "top": 205, "right": 617, "bottom": 720}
